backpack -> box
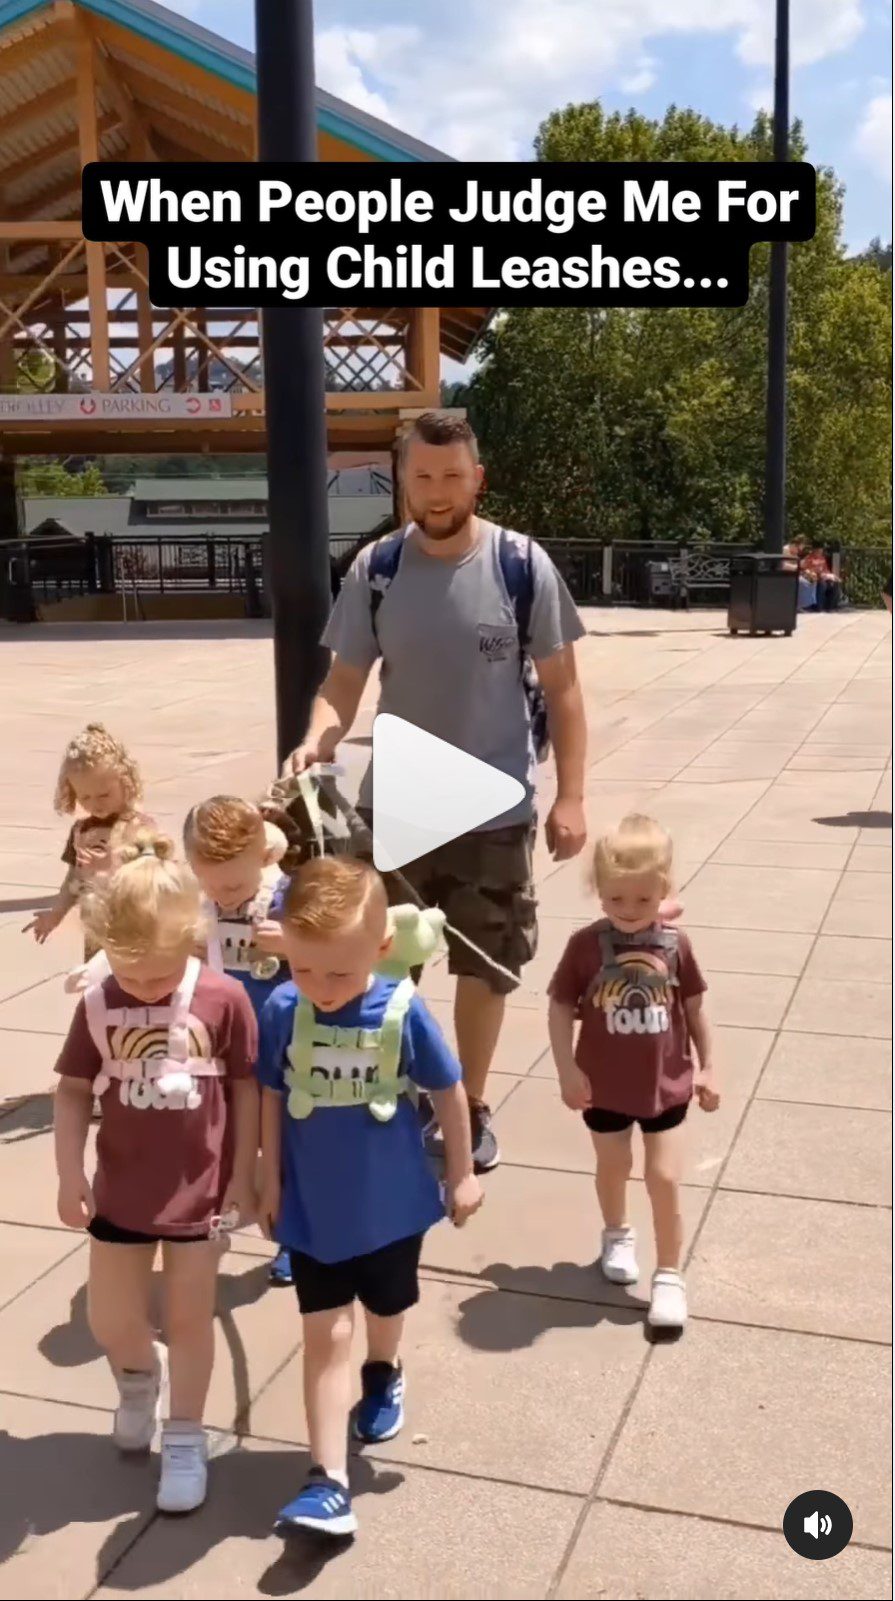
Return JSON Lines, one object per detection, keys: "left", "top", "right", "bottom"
{"left": 367, "top": 525, "right": 551, "bottom": 763}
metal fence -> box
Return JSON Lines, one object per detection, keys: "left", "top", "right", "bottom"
{"left": 1, "top": 530, "right": 890, "bottom": 621}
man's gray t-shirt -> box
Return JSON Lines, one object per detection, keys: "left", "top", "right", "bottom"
{"left": 322, "top": 521, "right": 585, "bottom": 829}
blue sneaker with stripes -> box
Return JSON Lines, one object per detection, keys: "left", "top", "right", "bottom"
{"left": 353, "top": 1360, "right": 405, "bottom": 1444}
{"left": 275, "top": 1468, "right": 357, "bottom": 1538}
{"left": 268, "top": 1247, "right": 293, "bottom": 1287}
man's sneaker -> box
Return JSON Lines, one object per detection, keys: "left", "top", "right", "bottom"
{"left": 275, "top": 1468, "right": 358, "bottom": 1538}
{"left": 113, "top": 1341, "right": 166, "bottom": 1452}
{"left": 353, "top": 1361, "right": 405, "bottom": 1444}
{"left": 156, "top": 1425, "right": 208, "bottom": 1514}
{"left": 469, "top": 1101, "right": 500, "bottom": 1172}
{"left": 268, "top": 1246, "right": 294, "bottom": 1287}
{"left": 600, "top": 1226, "right": 639, "bottom": 1285}
{"left": 647, "top": 1270, "right": 688, "bottom": 1330}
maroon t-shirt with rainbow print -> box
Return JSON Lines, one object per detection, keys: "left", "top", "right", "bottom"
{"left": 549, "top": 923, "right": 707, "bottom": 1118}
{"left": 55, "top": 967, "right": 257, "bottom": 1236}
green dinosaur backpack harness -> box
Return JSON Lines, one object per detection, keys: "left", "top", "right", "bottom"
{"left": 284, "top": 975, "right": 417, "bottom": 1123}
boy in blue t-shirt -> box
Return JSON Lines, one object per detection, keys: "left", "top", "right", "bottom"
{"left": 257, "top": 854, "right": 482, "bottom": 1540}
{"left": 184, "top": 795, "right": 293, "bottom": 1285}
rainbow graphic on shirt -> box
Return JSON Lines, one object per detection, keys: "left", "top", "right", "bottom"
{"left": 110, "top": 1018, "right": 212, "bottom": 1065}
{"left": 591, "top": 949, "right": 672, "bottom": 1037}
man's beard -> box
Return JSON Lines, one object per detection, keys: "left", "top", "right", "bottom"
{"left": 408, "top": 497, "right": 477, "bottom": 541}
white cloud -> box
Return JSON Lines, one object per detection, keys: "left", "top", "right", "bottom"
{"left": 307, "top": 1, "right": 869, "bottom": 160}
{"left": 620, "top": 57, "right": 658, "bottom": 94}
{"left": 854, "top": 91, "right": 892, "bottom": 177}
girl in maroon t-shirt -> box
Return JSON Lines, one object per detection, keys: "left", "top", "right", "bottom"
{"left": 53, "top": 831, "right": 258, "bottom": 1516}
{"left": 548, "top": 814, "right": 720, "bottom": 1334}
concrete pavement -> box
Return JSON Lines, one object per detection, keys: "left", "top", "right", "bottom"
{"left": 0, "top": 608, "right": 890, "bottom": 1599}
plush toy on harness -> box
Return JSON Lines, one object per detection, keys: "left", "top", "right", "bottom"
{"left": 262, "top": 765, "right": 454, "bottom": 1124}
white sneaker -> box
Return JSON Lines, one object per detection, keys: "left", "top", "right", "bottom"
{"left": 157, "top": 1426, "right": 208, "bottom": 1514}
{"left": 648, "top": 1270, "right": 688, "bottom": 1329}
{"left": 113, "top": 1341, "right": 166, "bottom": 1452}
{"left": 600, "top": 1226, "right": 639, "bottom": 1285}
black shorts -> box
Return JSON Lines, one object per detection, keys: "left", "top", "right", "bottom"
{"left": 290, "top": 1232, "right": 423, "bottom": 1318}
{"left": 584, "top": 1100, "right": 690, "bottom": 1135}
{"left": 88, "top": 1215, "right": 211, "bottom": 1245}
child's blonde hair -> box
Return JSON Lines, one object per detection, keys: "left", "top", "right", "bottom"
{"left": 282, "top": 856, "right": 388, "bottom": 940}
{"left": 54, "top": 723, "right": 142, "bottom": 815}
{"left": 592, "top": 814, "right": 673, "bottom": 895}
{"left": 81, "top": 829, "right": 203, "bottom": 960}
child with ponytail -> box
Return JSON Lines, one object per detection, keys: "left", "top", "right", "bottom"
{"left": 53, "top": 831, "right": 259, "bottom": 1514}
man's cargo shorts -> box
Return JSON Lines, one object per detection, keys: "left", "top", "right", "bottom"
{"left": 357, "top": 812, "right": 538, "bottom": 996}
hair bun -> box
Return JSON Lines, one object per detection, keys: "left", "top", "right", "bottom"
{"left": 120, "top": 828, "right": 176, "bottom": 865}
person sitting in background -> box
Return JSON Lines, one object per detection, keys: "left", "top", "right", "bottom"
{"left": 800, "top": 544, "right": 841, "bottom": 611}
{"left": 783, "top": 538, "right": 816, "bottom": 611}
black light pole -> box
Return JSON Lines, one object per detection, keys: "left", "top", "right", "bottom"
{"left": 255, "top": 0, "right": 331, "bottom": 765}
{"left": 763, "top": 0, "right": 790, "bottom": 553}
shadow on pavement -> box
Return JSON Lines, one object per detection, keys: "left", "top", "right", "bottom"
{"left": 0, "top": 1094, "right": 54, "bottom": 1141}
{"left": 0, "top": 1427, "right": 402, "bottom": 1593}
{"left": 37, "top": 1259, "right": 270, "bottom": 1383}
{"left": 814, "top": 810, "right": 892, "bottom": 829}
{"left": 455, "top": 1261, "right": 646, "bottom": 1351}
{"left": 0, "top": 893, "right": 57, "bottom": 914}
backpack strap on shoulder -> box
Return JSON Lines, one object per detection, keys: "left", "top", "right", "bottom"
{"left": 496, "top": 526, "right": 534, "bottom": 652}
{"left": 367, "top": 531, "right": 407, "bottom": 638}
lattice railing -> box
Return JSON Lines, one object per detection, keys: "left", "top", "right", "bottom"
{"left": 1, "top": 240, "right": 430, "bottom": 403}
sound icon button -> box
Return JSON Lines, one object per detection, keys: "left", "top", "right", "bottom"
{"left": 783, "top": 1491, "right": 853, "bottom": 1560}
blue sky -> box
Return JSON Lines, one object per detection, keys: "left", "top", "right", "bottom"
{"left": 172, "top": 0, "right": 891, "bottom": 253}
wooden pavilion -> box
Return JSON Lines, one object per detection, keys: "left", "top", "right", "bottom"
{"left": 0, "top": 0, "right": 491, "bottom": 512}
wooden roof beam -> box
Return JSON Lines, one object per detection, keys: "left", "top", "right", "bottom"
{"left": 0, "top": 81, "right": 75, "bottom": 142}
{"left": 3, "top": 171, "right": 83, "bottom": 224}
{"left": 1, "top": 113, "right": 118, "bottom": 192}
{"left": 114, "top": 62, "right": 252, "bottom": 154}
{"left": 88, "top": 14, "right": 254, "bottom": 117}
{"left": 77, "top": 15, "right": 160, "bottom": 162}
{"left": 0, "top": 13, "right": 60, "bottom": 78}
{"left": 145, "top": 109, "right": 250, "bottom": 164}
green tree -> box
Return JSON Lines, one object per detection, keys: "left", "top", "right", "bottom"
{"left": 16, "top": 349, "right": 56, "bottom": 393}
{"left": 467, "top": 104, "right": 891, "bottom": 549}
{"left": 18, "top": 460, "right": 109, "bottom": 497}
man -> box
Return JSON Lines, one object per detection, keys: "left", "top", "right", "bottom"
{"left": 284, "top": 411, "right": 587, "bottom": 1171}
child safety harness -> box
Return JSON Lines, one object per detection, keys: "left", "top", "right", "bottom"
{"left": 260, "top": 766, "right": 525, "bottom": 1125}
{"left": 582, "top": 920, "right": 681, "bottom": 1008}
{"left": 284, "top": 974, "right": 417, "bottom": 1124}
{"left": 204, "top": 874, "right": 280, "bottom": 979}
{"left": 83, "top": 955, "right": 224, "bottom": 1104}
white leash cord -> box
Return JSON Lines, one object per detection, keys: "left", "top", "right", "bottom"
{"left": 273, "top": 768, "right": 523, "bottom": 991}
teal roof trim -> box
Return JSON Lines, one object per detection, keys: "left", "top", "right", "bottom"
{"left": 0, "top": 0, "right": 447, "bottom": 163}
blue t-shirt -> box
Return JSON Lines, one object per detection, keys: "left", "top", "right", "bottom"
{"left": 215, "top": 873, "right": 290, "bottom": 1019}
{"left": 257, "top": 977, "right": 460, "bottom": 1262}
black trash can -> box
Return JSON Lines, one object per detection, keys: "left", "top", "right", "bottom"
{"left": 728, "top": 553, "right": 798, "bottom": 636}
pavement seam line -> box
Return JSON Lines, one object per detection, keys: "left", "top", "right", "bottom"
{"left": 544, "top": 619, "right": 889, "bottom": 1598}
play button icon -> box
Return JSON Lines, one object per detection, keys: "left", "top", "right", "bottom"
{"left": 372, "top": 714, "right": 526, "bottom": 872}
